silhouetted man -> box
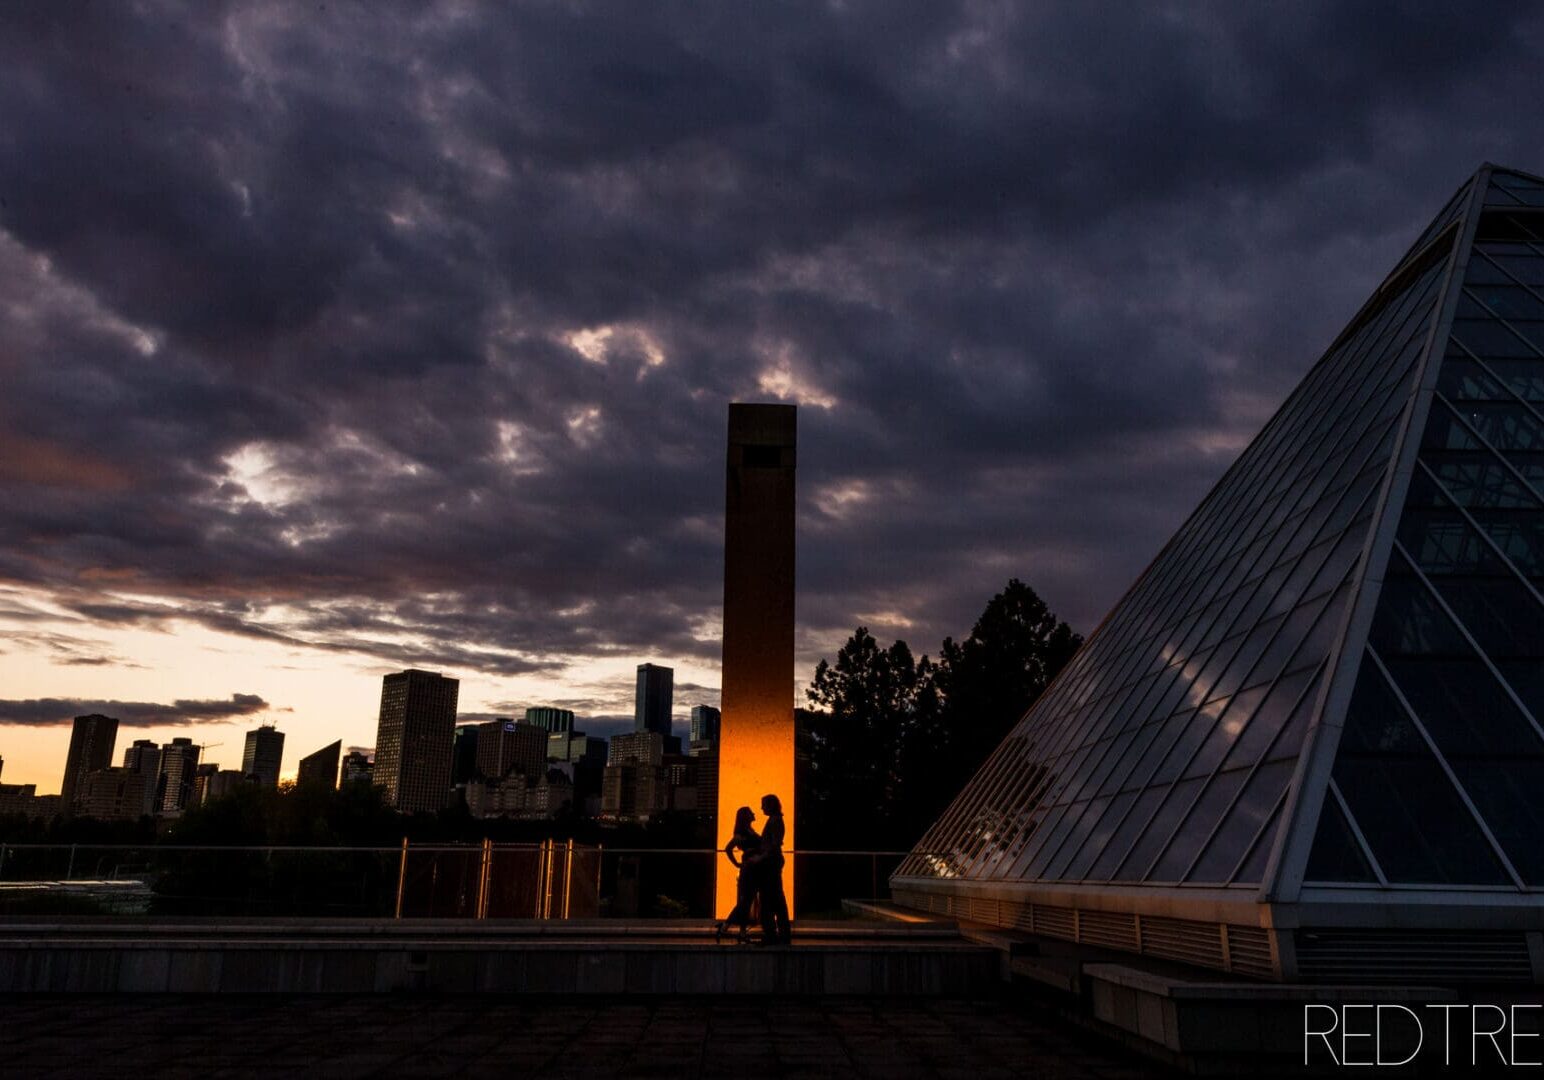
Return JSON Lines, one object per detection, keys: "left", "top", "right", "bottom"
{"left": 756, "top": 793, "right": 791, "bottom": 944}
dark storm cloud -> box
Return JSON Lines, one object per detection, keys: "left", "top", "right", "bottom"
{"left": 0, "top": 694, "right": 271, "bottom": 727}
{"left": 0, "top": 1, "right": 1542, "bottom": 687}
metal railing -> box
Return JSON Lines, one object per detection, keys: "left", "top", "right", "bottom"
{"left": 0, "top": 842, "right": 915, "bottom": 920}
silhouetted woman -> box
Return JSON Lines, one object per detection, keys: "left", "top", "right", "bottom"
{"left": 715, "top": 806, "right": 760, "bottom": 943}
{"left": 755, "top": 793, "right": 791, "bottom": 944}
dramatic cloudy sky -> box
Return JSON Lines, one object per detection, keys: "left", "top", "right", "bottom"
{"left": 2, "top": 2, "right": 1542, "bottom": 788}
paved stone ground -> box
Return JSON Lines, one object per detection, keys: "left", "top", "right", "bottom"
{"left": 0, "top": 995, "right": 1173, "bottom": 1079}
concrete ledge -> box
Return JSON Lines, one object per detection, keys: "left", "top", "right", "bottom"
{"left": 1084, "top": 962, "right": 1455, "bottom": 1060}
{"left": 0, "top": 916, "right": 959, "bottom": 940}
{"left": 0, "top": 922, "right": 1001, "bottom": 995}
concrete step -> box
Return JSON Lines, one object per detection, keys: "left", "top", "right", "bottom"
{"left": 0, "top": 931, "right": 1002, "bottom": 994}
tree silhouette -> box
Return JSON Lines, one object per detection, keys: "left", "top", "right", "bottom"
{"left": 801, "top": 579, "right": 1080, "bottom": 849}
{"left": 931, "top": 578, "right": 1081, "bottom": 798}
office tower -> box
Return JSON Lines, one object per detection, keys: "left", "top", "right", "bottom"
{"left": 714, "top": 402, "right": 797, "bottom": 917}
{"left": 373, "top": 669, "right": 459, "bottom": 813}
{"left": 689, "top": 705, "right": 721, "bottom": 753}
{"left": 60, "top": 713, "right": 119, "bottom": 811}
{"left": 634, "top": 663, "right": 674, "bottom": 737}
{"left": 451, "top": 724, "right": 479, "bottom": 784}
{"left": 296, "top": 740, "right": 342, "bottom": 789}
{"left": 158, "top": 738, "right": 201, "bottom": 813}
{"left": 121, "top": 738, "right": 160, "bottom": 772}
{"left": 602, "top": 730, "right": 667, "bottom": 820}
{"left": 190, "top": 762, "right": 219, "bottom": 805}
{"left": 340, "top": 750, "right": 373, "bottom": 785}
{"left": 74, "top": 768, "right": 147, "bottom": 822}
{"left": 201, "top": 769, "right": 248, "bottom": 803}
{"left": 122, "top": 739, "right": 164, "bottom": 817}
{"left": 692, "top": 750, "right": 719, "bottom": 815}
{"left": 548, "top": 731, "right": 607, "bottom": 766}
{"left": 896, "top": 165, "right": 1544, "bottom": 982}
{"left": 608, "top": 731, "right": 665, "bottom": 767}
{"left": 475, "top": 719, "right": 546, "bottom": 781}
{"left": 242, "top": 724, "right": 285, "bottom": 787}
{"left": 0, "top": 754, "right": 4, "bottom": 781}
{"left": 525, "top": 706, "right": 575, "bottom": 734}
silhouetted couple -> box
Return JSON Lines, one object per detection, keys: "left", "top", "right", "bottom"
{"left": 716, "top": 793, "right": 791, "bottom": 945}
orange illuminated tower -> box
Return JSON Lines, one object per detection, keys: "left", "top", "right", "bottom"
{"left": 715, "top": 403, "right": 797, "bottom": 917}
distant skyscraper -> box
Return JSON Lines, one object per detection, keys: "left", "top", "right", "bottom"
{"left": 60, "top": 714, "right": 119, "bottom": 811}
{"left": 75, "top": 768, "right": 148, "bottom": 822}
{"left": 200, "top": 769, "right": 247, "bottom": 804}
{"left": 548, "top": 731, "right": 607, "bottom": 766}
{"left": 158, "top": 738, "right": 201, "bottom": 813}
{"left": 609, "top": 730, "right": 665, "bottom": 767}
{"left": 190, "top": 762, "right": 219, "bottom": 805}
{"left": 475, "top": 719, "right": 547, "bottom": 781}
{"left": 635, "top": 663, "right": 673, "bottom": 737}
{"left": 122, "top": 739, "right": 164, "bottom": 817}
{"left": 296, "top": 740, "right": 342, "bottom": 789}
{"left": 602, "top": 731, "right": 667, "bottom": 821}
{"left": 451, "top": 724, "right": 480, "bottom": 785}
{"left": 340, "top": 750, "right": 373, "bottom": 785}
{"left": 373, "top": 669, "right": 459, "bottom": 813}
{"left": 525, "top": 706, "right": 575, "bottom": 734}
{"left": 689, "top": 705, "right": 721, "bottom": 751}
{"left": 242, "top": 725, "right": 285, "bottom": 787}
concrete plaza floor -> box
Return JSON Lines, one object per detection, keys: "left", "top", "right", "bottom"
{"left": 0, "top": 994, "right": 1173, "bottom": 1079}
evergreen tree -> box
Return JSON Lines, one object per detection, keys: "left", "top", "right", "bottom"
{"left": 801, "top": 579, "right": 1080, "bottom": 849}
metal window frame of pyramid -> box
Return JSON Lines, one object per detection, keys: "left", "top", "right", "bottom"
{"left": 890, "top": 163, "right": 1544, "bottom": 983}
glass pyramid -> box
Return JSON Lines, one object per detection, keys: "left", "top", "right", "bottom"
{"left": 896, "top": 166, "right": 1544, "bottom": 918}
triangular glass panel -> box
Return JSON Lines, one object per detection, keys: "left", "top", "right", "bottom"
{"left": 1309, "top": 196, "right": 1544, "bottom": 886}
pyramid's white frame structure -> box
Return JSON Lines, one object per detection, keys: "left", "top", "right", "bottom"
{"left": 893, "top": 164, "right": 1544, "bottom": 983}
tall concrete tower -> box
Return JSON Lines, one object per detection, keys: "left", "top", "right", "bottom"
{"left": 715, "top": 402, "right": 796, "bottom": 917}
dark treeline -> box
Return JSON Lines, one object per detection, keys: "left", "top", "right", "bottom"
{"left": 797, "top": 578, "right": 1080, "bottom": 852}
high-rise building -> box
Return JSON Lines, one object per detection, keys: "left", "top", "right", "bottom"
{"left": 634, "top": 663, "right": 673, "bottom": 737}
{"left": 451, "top": 724, "right": 479, "bottom": 784}
{"left": 894, "top": 164, "right": 1544, "bottom": 983}
{"left": 548, "top": 730, "right": 607, "bottom": 766}
{"left": 200, "top": 769, "right": 248, "bottom": 804}
{"left": 242, "top": 725, "right": 285, "bottom": 787}
{"left": 475, "top": 719, "right": 547, "bottom": 781}
{"left": 373, "top": 669, "right": 459, "bottom": 813}
{"left": 340, "top": 750, "right": 373, "bottom": 785}
{"left": 158, "top": 738, "right": 201, "bottom": 813}
{"left": 60, "top": 714, "right": 119, "bottom": 811}
{"left": 74, "top": 768, "right": 147, "bottom": 822}
{"left": 525, "top": 706, "right": 575, "bottom": 734}
{"left": 122, "top": 739, "right": 164, "bottom": 817}
{"left": 296, "top": 740, "right": 342, "bottom": 789}
{"left": 603, "top": 730, "right": 667, "bottom": 821}
{"left": 190, "top": 762, "right": 219, "bottom": 805}
{"left": 714, "top": 402, "right": 797, "bottom": 917}
{"left": 689, "top": 705, "right": 721, "bottom": 753}
{"left": 609, "top": 730, "right": 665, "bottom": 767}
